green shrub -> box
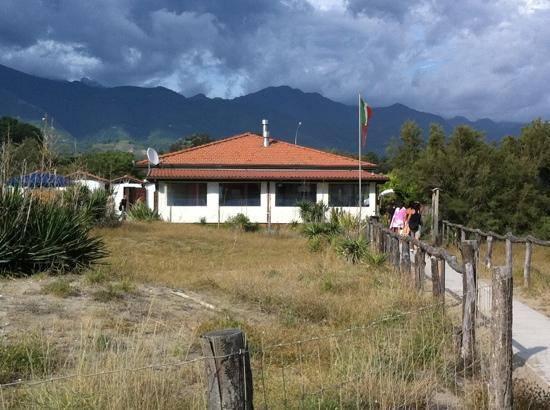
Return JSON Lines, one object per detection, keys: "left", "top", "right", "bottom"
{"left": 199, "top": 216, "right": 207, "bottom": 225}
{"left": 298, "top": 201, "right": 328, "bottom": 223}
{"left": 126, "top": 200, "right": 159, "bottom": 222}
{"left": 0, "top": 189, "right": 106, "bottom": 276}
{"left": 335, "top": 237, "right": 369, "bottom": 264}
{"left": 226, "top": 213, "right": 259, "bottom": 232}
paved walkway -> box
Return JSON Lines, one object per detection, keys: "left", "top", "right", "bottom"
{"left": 424, "top": 257, "right": 550, "bottom": 386}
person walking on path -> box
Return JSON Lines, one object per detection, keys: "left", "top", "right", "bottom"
{"left": 408, "top": 202, "right": 422, "bottom": 239}
{"left": 390, "top": 202, "right": 407, "bottom": 233}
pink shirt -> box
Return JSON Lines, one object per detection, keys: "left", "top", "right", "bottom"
{"left": 390, "top": 207, "right": 407, "bottom": 228}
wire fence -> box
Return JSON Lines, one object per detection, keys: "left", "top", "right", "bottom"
{"left": 0, "top": 298, "right": 494, "bottom": 409}
{"left": 0, "top": 222, "right": 515, "bottom": 409}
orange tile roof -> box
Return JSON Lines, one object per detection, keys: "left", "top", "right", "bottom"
{"left": 147, "top": 168, "right": 388, "bottom": 182}
{"left": 138, "top": 133, "right": 376, "bottom": 169}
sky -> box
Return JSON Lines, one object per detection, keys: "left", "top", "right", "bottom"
{"left": 0, "top": 0, "right": 549, "bottom": 122}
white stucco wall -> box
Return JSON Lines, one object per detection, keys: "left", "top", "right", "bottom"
{"left": 72, "top": 179, "right": 106, "bottom": 191}
{"left": 113, "top": 182, "right": 143, "bottom": 214}
{"left": 155, "top": 180, "right": 379, "bottom": 224}
{"left": 145, "top": 183, "right": 156, "bottom": 210}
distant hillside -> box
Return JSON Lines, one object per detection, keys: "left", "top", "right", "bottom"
{"left": 0, "top": 64, "right": 524, "bottom": 154}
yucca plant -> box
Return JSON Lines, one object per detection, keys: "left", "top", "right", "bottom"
{"left": 225, "top": 213, "right": 259, "bottom": 232}
{"left": 0, "top": 189, "right": 106, "bottom": 276}
{"left": 298, "top": 201, "right": 328, "bottom": 223}
{"left": 126, "top": 200, "right": 160, "bottom": 222}
{"left": 335, "top": 236, "right": 369, "bottom": 264}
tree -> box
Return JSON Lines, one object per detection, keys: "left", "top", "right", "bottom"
{"left": 80, "top": 151, "right": 134, "bottom": 179}
{"left": 0, "top": 117, "right": 43, "bottom": 145}
{"left": 169, "top": 133, "right": 213, "bottom": 152}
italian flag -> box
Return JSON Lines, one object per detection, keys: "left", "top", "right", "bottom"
{"left": 360, "top": 97, "right": 373, "bottom": 146}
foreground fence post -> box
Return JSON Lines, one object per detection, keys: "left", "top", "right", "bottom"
{"left": 489, "top": 266, "right": 513, "bottom": 410}
{"left": 460, "top": 240, "right": 477, "bottom": 374}
{"left": 485, "top": 236, "right": 493, "bottom": 269}
{"left": 524, "top": 240, "right": 532, "bottom": 289}
{"left": 201, "top": 329, "right": 253, "bottom": 410}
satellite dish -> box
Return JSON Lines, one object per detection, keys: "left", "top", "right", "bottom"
{"left": 380, "top": 188, "right": 395, "bottom": 197}
{"left": 146, "top": 147, "right": 160, "bottom": 166}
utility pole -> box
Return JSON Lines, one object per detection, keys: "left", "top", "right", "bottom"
{"left": 294, "top": 121, "right": 302, "bottom": 145}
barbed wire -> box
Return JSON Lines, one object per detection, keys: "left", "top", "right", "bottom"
{"left": 0, "top": 299, "right": 461, "bottom": 391}
{"left": 0, "top": 351, "right": 239, "bottom": 390}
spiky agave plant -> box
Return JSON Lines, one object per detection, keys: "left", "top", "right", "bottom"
{"left": 0, "top": 189, "right": 106, "bottom": 276}
{"left": 126, "top": 200, "right": 159, "bottom": 222}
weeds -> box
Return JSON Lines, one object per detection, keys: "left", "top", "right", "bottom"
{"left": 85, "top": 268, "right": 110, "bottom": 284}
{"left": 41, "top": 278, "right": 80, "bottom": 298}
{"left": 92, "top": 280, "right": 135, "bottom": 302}
{"left": 0, "top": 336, "right": 56, "bottom": 384}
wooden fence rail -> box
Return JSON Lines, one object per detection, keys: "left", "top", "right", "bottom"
{"left": 442, "top": 220, "right": 550, "bottom": 288}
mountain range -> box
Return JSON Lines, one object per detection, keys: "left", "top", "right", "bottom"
{"left": 0, "top": 63, "right": 524, "bottom": 154}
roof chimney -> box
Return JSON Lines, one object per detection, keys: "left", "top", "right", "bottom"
{"left": 262, "top": 119, "right": 270, "bottom": 147}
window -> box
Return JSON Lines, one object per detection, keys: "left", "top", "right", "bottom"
{"left": 220, "top": 183, "right": 261, "bottom": 206}
{"left": 168, "top": 183, "right": 207, "bottom": 206}
{"left": 275, "top": 183, "right": 317, "bottom": 207}
{"left": 328, "top": 184, "right": 369, "bottom": 207}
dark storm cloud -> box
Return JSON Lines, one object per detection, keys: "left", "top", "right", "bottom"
{"left": 0, "top": 0, "right": 549, "bottom": 121}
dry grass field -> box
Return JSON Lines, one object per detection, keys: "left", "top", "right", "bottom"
{"left": 0, "top": 222, "right": 500, "bottom": 408}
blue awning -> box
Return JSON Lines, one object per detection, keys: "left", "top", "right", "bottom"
{"left": 8, "top": 172, "right": 70, "bottom": 188}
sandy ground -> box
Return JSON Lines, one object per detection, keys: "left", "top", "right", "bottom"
{"left": 0, "top": 274, "right": 234, "bottom": 354}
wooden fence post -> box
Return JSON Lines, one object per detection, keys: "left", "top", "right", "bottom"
{"left": 460, "top": 240, "right": 477, "bottom": 374}
{"left": 485, "top": 236, "right": 493, "bottom": 269}
{"left": 400, "top": 238, "right": 411, "bottom": 280}
{"left": 438, "top": 258, "right": 446, "bottom": 301}
{"left": 461, "top": 229, "right": 466, "bottom": 242}
{"left": 415, "top": 248, "right": 425, "bottom": 290}
{"left": 392, "top": 236, "right": 400, "bottom": 269}
{"left": 201, "top": 328, "right": 253, "bottom": 410}
{"left": 431, "top": 256, "right": 441, "bottom": 298}
{"left": 524, "top": 240, "right": 532, "bottom": 289}
{"left": 506, "top": 235, "right": 513, "bottom": 279}
{"left": 378, "top": 227, "right": 385, "bottom": 254}
{"left": 489, "top": 266, "right": 513, "bottom": 410}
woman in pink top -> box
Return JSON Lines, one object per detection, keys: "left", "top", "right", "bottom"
{"left": 390, "top": 203, "right": 407, "bottom": 232}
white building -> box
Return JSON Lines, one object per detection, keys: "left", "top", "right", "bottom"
{"left": 68, "top": 171, "right": 109, "bottom": 191}
{"left": 111, "top": 174, "right": 146, "bottom": 214}
{"left": 138, "top": 128, "right": 388, "bottom": 224}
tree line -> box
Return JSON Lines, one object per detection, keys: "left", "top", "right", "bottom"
{"left": 384, "top": 119, "right": 550, "bottom": 238}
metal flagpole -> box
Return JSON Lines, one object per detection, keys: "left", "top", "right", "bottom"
{"left": 358, "top": 93, "right": 362, "bottom": 223}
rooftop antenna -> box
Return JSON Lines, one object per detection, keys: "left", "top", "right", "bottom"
{"left": 146, "top": 147, "right": 160, "bottom": 177}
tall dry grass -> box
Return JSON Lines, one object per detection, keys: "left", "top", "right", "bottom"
{"left": 1, "top": 223, "right": 480, "bottom": 408}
